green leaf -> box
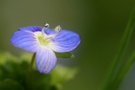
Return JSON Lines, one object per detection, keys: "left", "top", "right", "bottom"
{"left": 27, "top": 71, "right": 56, "bottom": 90}
{"left": 101, "top": 7, "right": 135, "bottom": 90}
{"left": 0, "top": 52, "right": 77, "bottom": 90}
{"left": 0, "top": 79, "right": 24, "bottom": 90}
{"left": 51, "top": 65, "right": 78, "bottom": 89}
{"left": 54, "top": 52, "right": 74, "bottom": 58}
{"left": 111, "top": 51, "right": 135, "bottom": 90}
{"left": 0, "top": 52, "right": 17, "bottom": 65}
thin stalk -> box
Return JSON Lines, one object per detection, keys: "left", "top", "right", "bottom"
{"left": 29, "top": 53, "right": 36, "bottom": 72}
{"left": 101, "top": 8, "right": 135, "bottom": 90}
{"left": 111, "top": 51, "right": 135, "bottom": 90}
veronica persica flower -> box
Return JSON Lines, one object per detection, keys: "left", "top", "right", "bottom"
{"left": 10, "top": 23, "right": 80, "bottom": 74}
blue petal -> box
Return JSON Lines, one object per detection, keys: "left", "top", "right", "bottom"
{"left": 44, "top": 29, "right": 56, "bottom": 35}
{"left": 36, "top": 46, "right": 57, "bottom": 74}
{"left": 19, "top": 26, "right": 42, "bottom": 32}
{"left": 10, "top": 30, "right": 39, "bottom": 52}
{"left": 49, "top": 30, "right": 81, "bottom": 52}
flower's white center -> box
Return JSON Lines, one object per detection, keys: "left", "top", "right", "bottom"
{"left": 35, "top": 23, "right": 62, "bottom": 46}
{"left": 35, "top": 32, "right": 51, "bottom": 46}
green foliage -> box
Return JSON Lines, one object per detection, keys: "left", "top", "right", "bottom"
{"left": 0, "top": 79, "right": 24, "bottom": 90}
{"left": 51, "top": 65, "right": 78, "bottom": 89}
{"left": 0, "top": 52, "right": 77, "bottom": 90}
{"left": 55, "top": 52, "right": 74, "bottom": 58}
{"left": 101, "top": 8, "right": 135, "bottom": 90}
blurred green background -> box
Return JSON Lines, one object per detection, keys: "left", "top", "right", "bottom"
{"left": 0, "top": 0, "right": 135, "bottom": 90}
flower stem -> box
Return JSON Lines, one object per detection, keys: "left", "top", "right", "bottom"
{"left": 29, "top": 53, "right": 36, "bottom": 72}
{"left": 111, "top": 51, "right": 135, "bottom": 90}
{"left": 101, "top": 8, "right": 135, "bottom": 90}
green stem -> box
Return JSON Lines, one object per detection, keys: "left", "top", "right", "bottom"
{"left": 101, "top": 8, "right": 135, "bottom": 90}
{"left": 27, "top": 53, "right": 36, "bottom": 90}
{"left": 111, "top": 51, "right": 135, "bottom": 90}
{"left": 29, "top": 53, "right": 36, "bottom": 72}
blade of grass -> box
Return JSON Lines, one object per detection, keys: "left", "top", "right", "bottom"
{"left": 101, "top": 7, "right": 135, "bottom": 90}
{"left": 111, "top": 51, "right": 135, "bottom": 90}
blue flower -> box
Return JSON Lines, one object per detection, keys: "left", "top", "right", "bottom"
{"left": 10, "top": 23, "right": 80, "bottom": 74}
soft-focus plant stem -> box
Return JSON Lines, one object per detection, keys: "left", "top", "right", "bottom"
{"left": 101, "top": 8, "right": 135, "bottom": 90}
{"left": 29, "top": 53, "right": 36, "bottom": 72}
{"left": 111, "top": 51, "right": 135, "bottom": 90}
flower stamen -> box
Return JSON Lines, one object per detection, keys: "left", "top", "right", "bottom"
{"left": 54, "top": 25, "right": 61, "bottom": 33}
{"left": 36, "top": 24, "right": 62, "bottom": 46}
{"left": 41, "top": 23, "right": 50, "bottom": 38}
{"left": 44, "top": 23, "right": 49, "bottom": 28}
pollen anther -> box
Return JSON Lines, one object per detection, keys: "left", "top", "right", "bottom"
{"left": 54, "top": 25, "right": 61, "bottom": 32}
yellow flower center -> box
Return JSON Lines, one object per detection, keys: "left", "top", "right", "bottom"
{"left": 34, "top": 32, "right": 51, "bottom": 46}
{"left": 34, "top": 24, "right": 61, "bottom": 47}
{"left": 37, "top": 35, "right": 50, "bottom": 46}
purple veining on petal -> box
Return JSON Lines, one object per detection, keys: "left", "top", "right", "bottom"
{"left": 10, "top": 30, "right": 39, "bottom": 52}
{"left": 44, "top": 29, "right": 56, "bottom": 35}
{"left": 49, "top": 30, "right": 81, "bottom": 52}
{"left": 18, "top": 26, "right": 42, "bottom": 32}
{"left": 36, "top": 46, "right": 57, "bottom": 74}
{"left": 10, "top": 25, "right": 81, "bottom": 74}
